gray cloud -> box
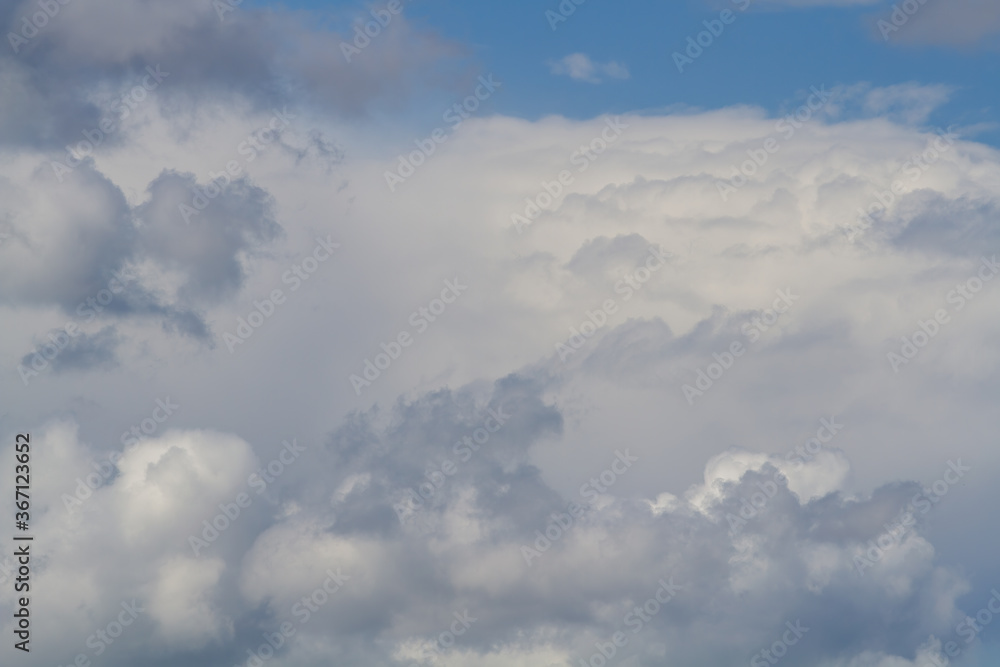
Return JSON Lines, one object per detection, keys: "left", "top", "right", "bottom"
{"left": 0, "top": 0, "right": 468, "bottom": 151}
{"left": 136, "top": 170, "right": 283, "bottom": 304}
{"left": 20, "top": 325, "right": 121, "bottom": 373}
{"left": 0, "top": 159, "right": 284, "bottom": 347}
{"left": 889, "top": 194, "right": 1000, "bottom": 257}
{"left": 865, "top": 0, "right": 1000, "bottom": 46}
{"left": 705, "top": 0, "right": 1000, "bottom": 46}
{"left": 15, "top": 375, "right": 970, "bottom": 666}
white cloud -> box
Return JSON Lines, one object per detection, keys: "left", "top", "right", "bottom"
{"left": 1, "top": 39, "right": 999, "bottom": 664}
{"left": 148, "top": 557, "right": 231, "bottom": 647}
{"left": 548, "top": 53, "right": 630, "bottom": 83}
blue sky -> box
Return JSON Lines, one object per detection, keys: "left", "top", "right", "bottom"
{"left": 274, "top": 0, "right": 1000, "bottom": 143}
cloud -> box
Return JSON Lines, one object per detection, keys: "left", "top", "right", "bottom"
{"left": 1, "top": 9, "right": 999, "bottom": 659}
{"left": 135, "top": 170, "right": 283, "bottom": 305}
{"left": 864, "top": 0, "right": 1000, "bottom": 46}
{"left": 0, "top": 159, "right": 283, "bottom": 343}
{"left": 0, "top": 163, "right": 135, "bottom": 310}
{"left": 0, "top": 0, "right": 469, "bottom": 150}
{"left": 858, "top": 82, "right": 954, "bottom": 125}
{"left": 548, "top": 53, "right": 630, "bottom": 84}
{"left": 20, "top": 325, "right": 122, "bottom": 374}
{"left": 12, "top": 395, "right": 969, "bottom": 666}
{"left": 706, "top": 0, "right": 1000, "bottom": 46}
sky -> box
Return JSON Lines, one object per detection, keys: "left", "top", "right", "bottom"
{"left": 1, "top": 0, "right": 1000, "bottom": 666}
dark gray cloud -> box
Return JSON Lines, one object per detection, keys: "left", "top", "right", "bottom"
{"left": 0, "top": 0, "right": 467, "bottom": 150}
{"left": 0, "top": 162, "right": 135, "bottom": 309}
{"left": 160, "top": 373, "right": 964, "bottom": 667}
{"left": 890, "top": 194, "right": 1000, "bottom": 257}
{"left": 0, "top": 161, "right": 283, "bottom": 344}
{"left": 316, "top": 374, "right": 564, "bottom": 537}
{"left": 136, "top": 170, "right": 282, "bottom": 304}
{"left": 21, "top": 325, "right": 121, "bottom": 373}
{"left": 56, "top": 359, "right": 926, "bottom": 667}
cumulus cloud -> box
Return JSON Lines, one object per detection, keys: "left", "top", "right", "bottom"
{"left": 0, "top": 423, "right": 259, "bottom": 663}
{"left": 4, "top": 97, "right": 999, "bottom": 664}
{"left": 5, "top": 393, "right": 971, "bottom": 666}
{"left": 0, "top": 160, "right": 282, "bottom": 343}
{"left": 1, "top": 1, "right": 999, "bottom": 663}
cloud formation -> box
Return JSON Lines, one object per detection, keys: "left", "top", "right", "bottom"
{"left": 1, "top": 1, "right": 999, "bottom": 665}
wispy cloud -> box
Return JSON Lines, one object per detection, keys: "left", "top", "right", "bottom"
{"left": 548, "top": 53, "right": 630, "bottom": 84}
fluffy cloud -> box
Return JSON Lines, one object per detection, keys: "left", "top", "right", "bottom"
{"left": 4, "top": 96, "right": 999, "bottom": 663}
{"left": 1, "top": 2, "right": 999, "bottom": 664}
{"left": 0, "top": 159, "right": 282, "bottom": 344}
{"left": 1, "top": 394, "right": 971, "bottom": 666}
